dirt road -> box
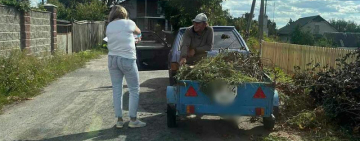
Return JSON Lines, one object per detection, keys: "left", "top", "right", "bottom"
{"left": 0, "top": 56, "right": 275, "bottom": 141}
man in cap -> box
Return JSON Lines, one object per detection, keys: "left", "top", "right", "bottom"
{"left": 180, "top": 13, "right": 214, "bottom": 65}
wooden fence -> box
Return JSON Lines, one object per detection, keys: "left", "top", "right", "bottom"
{"left": 72, "top": 21, "right": 105, "bottom": 52}
{"left": 261, "top": 41, "right": 357, "bottom": 73}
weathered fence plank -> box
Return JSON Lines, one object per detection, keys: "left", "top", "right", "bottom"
{"left": 261, "top": 41, "right": 357, "bottom": 73}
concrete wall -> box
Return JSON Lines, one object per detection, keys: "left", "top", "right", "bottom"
{"left": 29, "top": 11, "right": 51, "bottom": 55}
{"left": 0, "top": 5, "right": 21, "bottom": 56}
{"left": 0, "top": 4, "right": 56, "bottom": 57}
{"left": 302, "top": 21, "right": 338, "bottom": 35}
{"left": 57, "top": 33, "right": 72, "bottom": 54}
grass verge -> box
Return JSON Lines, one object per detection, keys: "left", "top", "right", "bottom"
{"left": 0, "top": 49, "right": 106, "bottom": 111}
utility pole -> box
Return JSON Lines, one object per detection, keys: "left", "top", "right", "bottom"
{"left": 259, "top": 0, "right": 265, "bottom": 56}
{"left": 265, "top": 0, "right": 267, "bottom": 15}
{"left": 246, "top": 0, "right": 256, "bottom": 39}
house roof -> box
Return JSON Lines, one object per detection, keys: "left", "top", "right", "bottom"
{"left": 324, "top": 32, "right": 360, "bottom": 47}
{"left": 278, "top": 15, "right": 329, "bottom": 35}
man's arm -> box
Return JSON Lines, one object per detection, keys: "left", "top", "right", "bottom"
{"left": 180, "top": 29, "right": 192, "bottom": 58}
{"left": 195, "top": 27, "right": 214, "bottom": 52}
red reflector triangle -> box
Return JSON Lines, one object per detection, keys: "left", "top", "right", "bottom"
{"left": 253, "top": 87, "right": 266, "bottom": 99}
{"left": 185, "top": 86, "right": 197, "bottom": 97}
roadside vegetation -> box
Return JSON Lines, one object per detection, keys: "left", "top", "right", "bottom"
{"left": 0, "top": 48, "right": 106, "bottom": 111}
{"left": 263, "top": 49, "right": 360, "bottom": 141}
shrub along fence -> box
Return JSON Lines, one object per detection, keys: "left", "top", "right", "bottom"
{"left": 261, "top": 41, "right": 357, "bottom": 73}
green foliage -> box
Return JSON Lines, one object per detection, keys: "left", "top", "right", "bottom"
{"left": 47, "top": 0, "right": 72, "bottom": 20}
{"left": 231, "top": 15, "right": 259, "bottom": 38}
{"left": 46, "top": 0, "right": 107, "bottom": 21}
{"left": 275, "top": 49, "right": 360, "bottom": 139}
{"left": 160, "top": 0, "right": 229, "bottom": 31}
{"left": 0, "top": 49, "right": 104, "bottom": 110}
{"left": 330, "top": 19, "right": 360, "bottom": 33}
{"left": 0, "top": 0, "right": 31, "bottom": 12}
{"left": 314, "top": 37, "right": 335, "bottom": 47}
{"left": 246, "top": 36, "right": 260, "bottom": 53}
{"left": 290, "top": 26, "right": 315, "bottom": 46}
{"left": 176, "top": 52, "right": 267, "bottom": 97}
{"left": 73, "top": 0, "right": 107, "bottom": 21}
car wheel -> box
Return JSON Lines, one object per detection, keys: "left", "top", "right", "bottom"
{"left": 273, "top": 106, "right": 280, "bottom": 119}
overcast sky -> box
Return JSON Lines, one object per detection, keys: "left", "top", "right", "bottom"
{"left": 222, "top": 0, "right": 360, "bottom": 29}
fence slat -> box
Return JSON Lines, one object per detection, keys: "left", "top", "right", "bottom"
{"left": 261, "top": 41, "right": 356, "bottom": 74}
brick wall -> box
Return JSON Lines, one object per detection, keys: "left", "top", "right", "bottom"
{"left": 0, "top": 4, "right": 57, "bottom": 57}
{"left": 0, "top": 5, "right": 21, "bottom": 56}
{"left": 29, "top": 11, "right": 51, "bottom": 55}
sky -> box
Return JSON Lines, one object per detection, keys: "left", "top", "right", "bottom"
{"left": 222, "top": 0, "right": 360, "bottom": 29}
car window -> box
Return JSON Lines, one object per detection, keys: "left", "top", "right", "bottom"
{"left": 177, "top": 30, "right": 243, "bottom": 50}
{"left": 213, "top": 31, "right": 242, "bottom": 49}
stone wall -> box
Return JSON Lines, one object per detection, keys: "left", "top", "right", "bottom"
{"left": 0, "top": 4, "right": 57, "bottom": 57}
{"left": 29, "top": 11, "right": 51, "bottom": 55}
{"left": 0, "top": 5, "right": 21, "bottom": 56}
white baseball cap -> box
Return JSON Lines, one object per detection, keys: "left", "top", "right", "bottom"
{"left": 192, "top": 13, "right": 208, "bottom": 23}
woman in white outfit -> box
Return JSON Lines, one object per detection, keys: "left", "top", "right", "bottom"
{"left": 106, "top": 5, "right": 146, "bottom": 128}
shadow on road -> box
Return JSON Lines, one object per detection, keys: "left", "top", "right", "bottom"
{"left": 37, "top": 115, "right": 271, "bottom": 141}
{"left": 78, "top": 86, "right": 113, "bottom": 93}
{"left": 38, "top": 77, "right": 272, "bottom": 141}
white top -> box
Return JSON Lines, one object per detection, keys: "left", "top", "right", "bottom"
{"left": 106, "top": 19, "right": 137, "bottom": 59}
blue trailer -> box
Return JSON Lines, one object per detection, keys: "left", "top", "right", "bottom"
{"left": 166, "top": 80, "right": 279, "bottom": 130}
{"left": 166, "top": 26, "right": 279, "bottom": 130}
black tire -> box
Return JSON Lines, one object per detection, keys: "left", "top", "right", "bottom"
{"left": 273, "top": 106, "right": 280, "bottom": 119}
{"left": 167, "top": 104, "right": 177, "bottom": 128}
{"left": 263, "top": 115, "right": 275, "bottom": 130}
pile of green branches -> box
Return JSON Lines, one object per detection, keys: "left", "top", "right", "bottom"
{"left": 175, "top": 52, "right": 267, "bottom": 96}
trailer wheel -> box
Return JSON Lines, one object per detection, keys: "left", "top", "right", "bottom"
{"left": 273, "top": 106, "right": 280, "bottom": 119}
{"left": 167, "top": 104, "right": 177, "bottom": 128}
{"left": 263, "top": 114, "right": 275, "bottom": 130}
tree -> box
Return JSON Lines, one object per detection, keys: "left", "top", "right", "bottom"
{"left": 330, "top": 19, "right": 360, "bottom": 33}
{"left": 159, "top": 0, "right": 229, "bottom": 31}
{"left": 74, "top": 1, "right": 107, "bottom": 21}
{"left": 47, "top": 0, "right": 107, "bottom": 21}
{"left": 287, "top": 18, "right": 294, "bottom": 26}
{"left": 47, "top": 0, "right": 72, "bottom": 20}
{"left": 267, "top": 19, "right": 276, "bottom": 36}
{"left": 291, "top": 26, "right": 314, "bottom": 46}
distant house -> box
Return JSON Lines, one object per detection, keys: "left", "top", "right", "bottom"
{"left": 324, "top": 32, "right": 360, "bottom": 47}
{"left": 119, "top": 0, "right": 170, "bottom": 31}
{"left": 278, "top": 15, "right": 338, "bottom": 42}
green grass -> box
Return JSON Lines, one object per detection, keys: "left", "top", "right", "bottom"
{"left": 0, "top": 49, "right": 105, "bottom": 110}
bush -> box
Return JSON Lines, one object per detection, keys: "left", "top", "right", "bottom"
{"left": 290, "top": 26, "right": 315, "bottom": 46}
{"left": 0, "top": 0, "right": 31, "bottom": 11}
{"left": 276, "top": 48, "right": 360, "bottom": 139}
{"left": 310, "top": 49, "right": 360, "bottom": 131}
{"left": 0, "top": 49, "right": 104, "bottom": 110}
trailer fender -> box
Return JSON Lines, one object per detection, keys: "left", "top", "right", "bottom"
{"left": 167, "top": 86, "right": 177, "bottom": 104}
{"left": 273, "top": 90, "right": 280, "bottom": 107}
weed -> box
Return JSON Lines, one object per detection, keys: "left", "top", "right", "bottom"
{"left": 0, "top": 49, "right": 105, "bottom": 110}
